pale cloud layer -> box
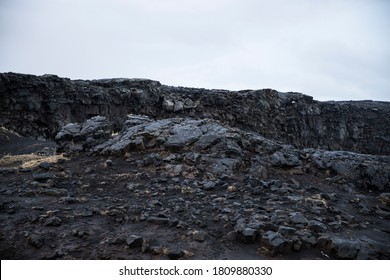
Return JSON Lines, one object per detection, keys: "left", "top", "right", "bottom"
{"left": 1, "top": 0, "right": 389, "bottom": 101}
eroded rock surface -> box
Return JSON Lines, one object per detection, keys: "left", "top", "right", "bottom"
{"left": 1, "top": 73, "right": 390, "bottom": 260}
{"left": 1, "top": 73, "right": 390, "bottom": 155}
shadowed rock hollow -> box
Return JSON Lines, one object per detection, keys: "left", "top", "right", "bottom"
{"left": 0, "top": 73, "right": 389, "bottom": 260}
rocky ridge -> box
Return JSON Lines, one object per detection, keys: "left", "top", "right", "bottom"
{"left": 1, "top": 72, "right": 390, "bottom": 155}
{"left": 0, "top": 73, "right": 390, "bottom": 259}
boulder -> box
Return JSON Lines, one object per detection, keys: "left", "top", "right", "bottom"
{"left": 261, "top": 231, "right": 292, "bottom": 255}
{"left": 289, "top": 212, "right": 309, "bottom": 226}
{"left": 55, "top": 116, "right": 112, "bottom": 153}
{"left": 269, "top": 152, "right": 301, "bottom": 167}
{"left": 318, "top": 236, "right": 361, "bottom": 259}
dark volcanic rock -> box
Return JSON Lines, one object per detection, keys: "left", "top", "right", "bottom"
{"left": 1, "top": 72, "right": 390, "bottom": 260}
{"left": 27, "top": 233, "right": 44, "bottom": 248}
{"left": 32, "top": 172, "right": 55, "bottom": 182}
{"left": 318, "top": 236, "right": 361, "bottom": 259}
{"left": 261, "top": 231, "right": 292, "bottom": 255}
{"left": 43, "top": 216, "right": 62, "bottom": 226}
{"left": 1, "top": 72, "right": 390, "bottom": 155}
{"left": 126, "top": 235, "right": 143, "bottom": 249}
{"left": 55, "top": 116, "right": 112, "bottom": 153}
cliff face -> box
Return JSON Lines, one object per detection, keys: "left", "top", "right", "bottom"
{"left": 1, "top": 72, "right": 389, "bottom": 155}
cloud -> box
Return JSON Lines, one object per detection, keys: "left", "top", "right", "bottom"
{"left": 0, "top": 0, "right": 389, "bottom": 101}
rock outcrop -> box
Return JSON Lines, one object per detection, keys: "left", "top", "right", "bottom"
{"left": 1, "top": 72, "right": 390, "bottom": 260}
{"left": 56, "top": 114, "right": 390, "bottom": 192}
{"left": 1, "top": 72, "right": 389, "bottom": 155}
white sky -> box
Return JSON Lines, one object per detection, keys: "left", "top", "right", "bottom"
{"left": 1, "top": 0, "right": 389, "bottom": 101}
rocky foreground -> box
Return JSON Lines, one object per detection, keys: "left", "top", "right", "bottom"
{"left": 0, "top": 73, "right": 389, "bottom": 259}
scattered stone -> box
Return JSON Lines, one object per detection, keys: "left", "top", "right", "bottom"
{"left": 261, "top": 231, "right": 291, "bottom": 255}
{"left": 270, "top": 152, "right": 301, "bottom": 167}
{"left": 147, "top": 217, "right": 170, "bottom": 225}
{"left": 192, "top": 230, "right": 207, "bottom": 242}
{"left": 318, "top": 236, "right": 361, "bottom": 259}
{"left": 236, "top": 228, "right": 258, "bottom": 244}
{"left": 162, "top": 99, "right": 174, "bottom": 112}
{"left": 84, "top": 167, "right": 95, "bottom": 173}
{"left": 289, "top": 212, "right": 309, "bottom": 226}
{"left": 378, "top": 193, "right": 390, "bottom": 207}
{"left": 56, "top": 158, "right": 66, "bottom": 164}
{"left": 203, "top": 180, "right": 216, "bottom": 190}
{"left": 167, "top": 247, "right": 184, "bottom": 260}
{"left": 142, "top": 238, "right": 163, "bottom": 254}
{"left": 226, "top": 231, "right": 237, "bottom": 241}
{"left": 173, "top": 101, "right": 184, "bottom": 112}
{"left": 73, "top": 230, "right": 87, "bottom": 238}
{"left": 27, "top": 233, "right": 44, "bottom": 248}
{"left": 143, "top": 153, "right": 163, "bottom": 166}
{"left": 32, "top": 172, "right": 55, "bottom": 182}
{"left": 148, "top": 199, "right": 163, "bottom": 207}
{"left": 183, "top": 98, "right": 194, "bottom": 109}
{"left": 375, "top": 209, "right": 390, "bottom": 219}
{"left": 278, "top": 226, "right": 296, "bottom": 237}
{"left": 58, "top": 196, "right": 77, "bottom": 204}
{"left": 126, "top": 235, "right": 143, "bottom": 249}
{"left": 105, "top": 159, "right": 113, "bottom": 167}
{"left": 123, "top": 114, "right": 151, "bottom": 128}
{"left": 308, "top": 220, "right": 328, "bottom": 233}
{"left": 38, "top": 162, "right": 51, "bottom": 170}
{"left": 43, "top": 216, "right": 62, "bottom": 226}
{"left": 298, "top": 232, "right": 317, "bottom": 249}
{"left": 19, "top": 167, "right": 32, "bottom": 173}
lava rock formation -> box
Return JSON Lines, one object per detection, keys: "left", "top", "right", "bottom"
{"left": 0, "top": 73, "right": 389, "bottom": 260}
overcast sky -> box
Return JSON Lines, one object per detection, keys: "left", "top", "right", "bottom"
{"left": 1, "top": 0, "right": 389, "bottom": 101}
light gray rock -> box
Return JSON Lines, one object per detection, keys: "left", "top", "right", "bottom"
{"left": 183, "top": 98, "right": 194, "bottom": 108}
{"left": 162, "top": 99, "right": 174, "bottom": 112}
{"left": 289, "top": 212, "right": 309, "bottom": 225}
{"left": 270, "top": 152, "right": 301, "bottom": 167}
{"left": 207, "top": 157, "right": 241, "bottom": 175}
{"left": 55, "top": 123, "right": 81, "bottom": 141}
{"left": 173, "top": 101, "right": 184, "bottom": 112}
{"left": 165, "top": 122, "right": 203, "bottom": 149}
{"left": 123, "top": 114, "right": 152, "bottom": 128}
{"left": 203, "top": 180, "right": 216, "bottom": 190}
{"left": 80, "top": 116, "right": 110, "bottom": 135}
{"left": 43, "top": 216, "right": 62, "bottom": 226}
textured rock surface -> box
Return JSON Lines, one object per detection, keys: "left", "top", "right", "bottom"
{"left": 55, "top": 115, "right": 390, "bottom": 192}
{"left": 1, "top": 72, "right": 390, "bottom": 260}
{"left": 1, "top": 72, "right": 390, "bottom": 155}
